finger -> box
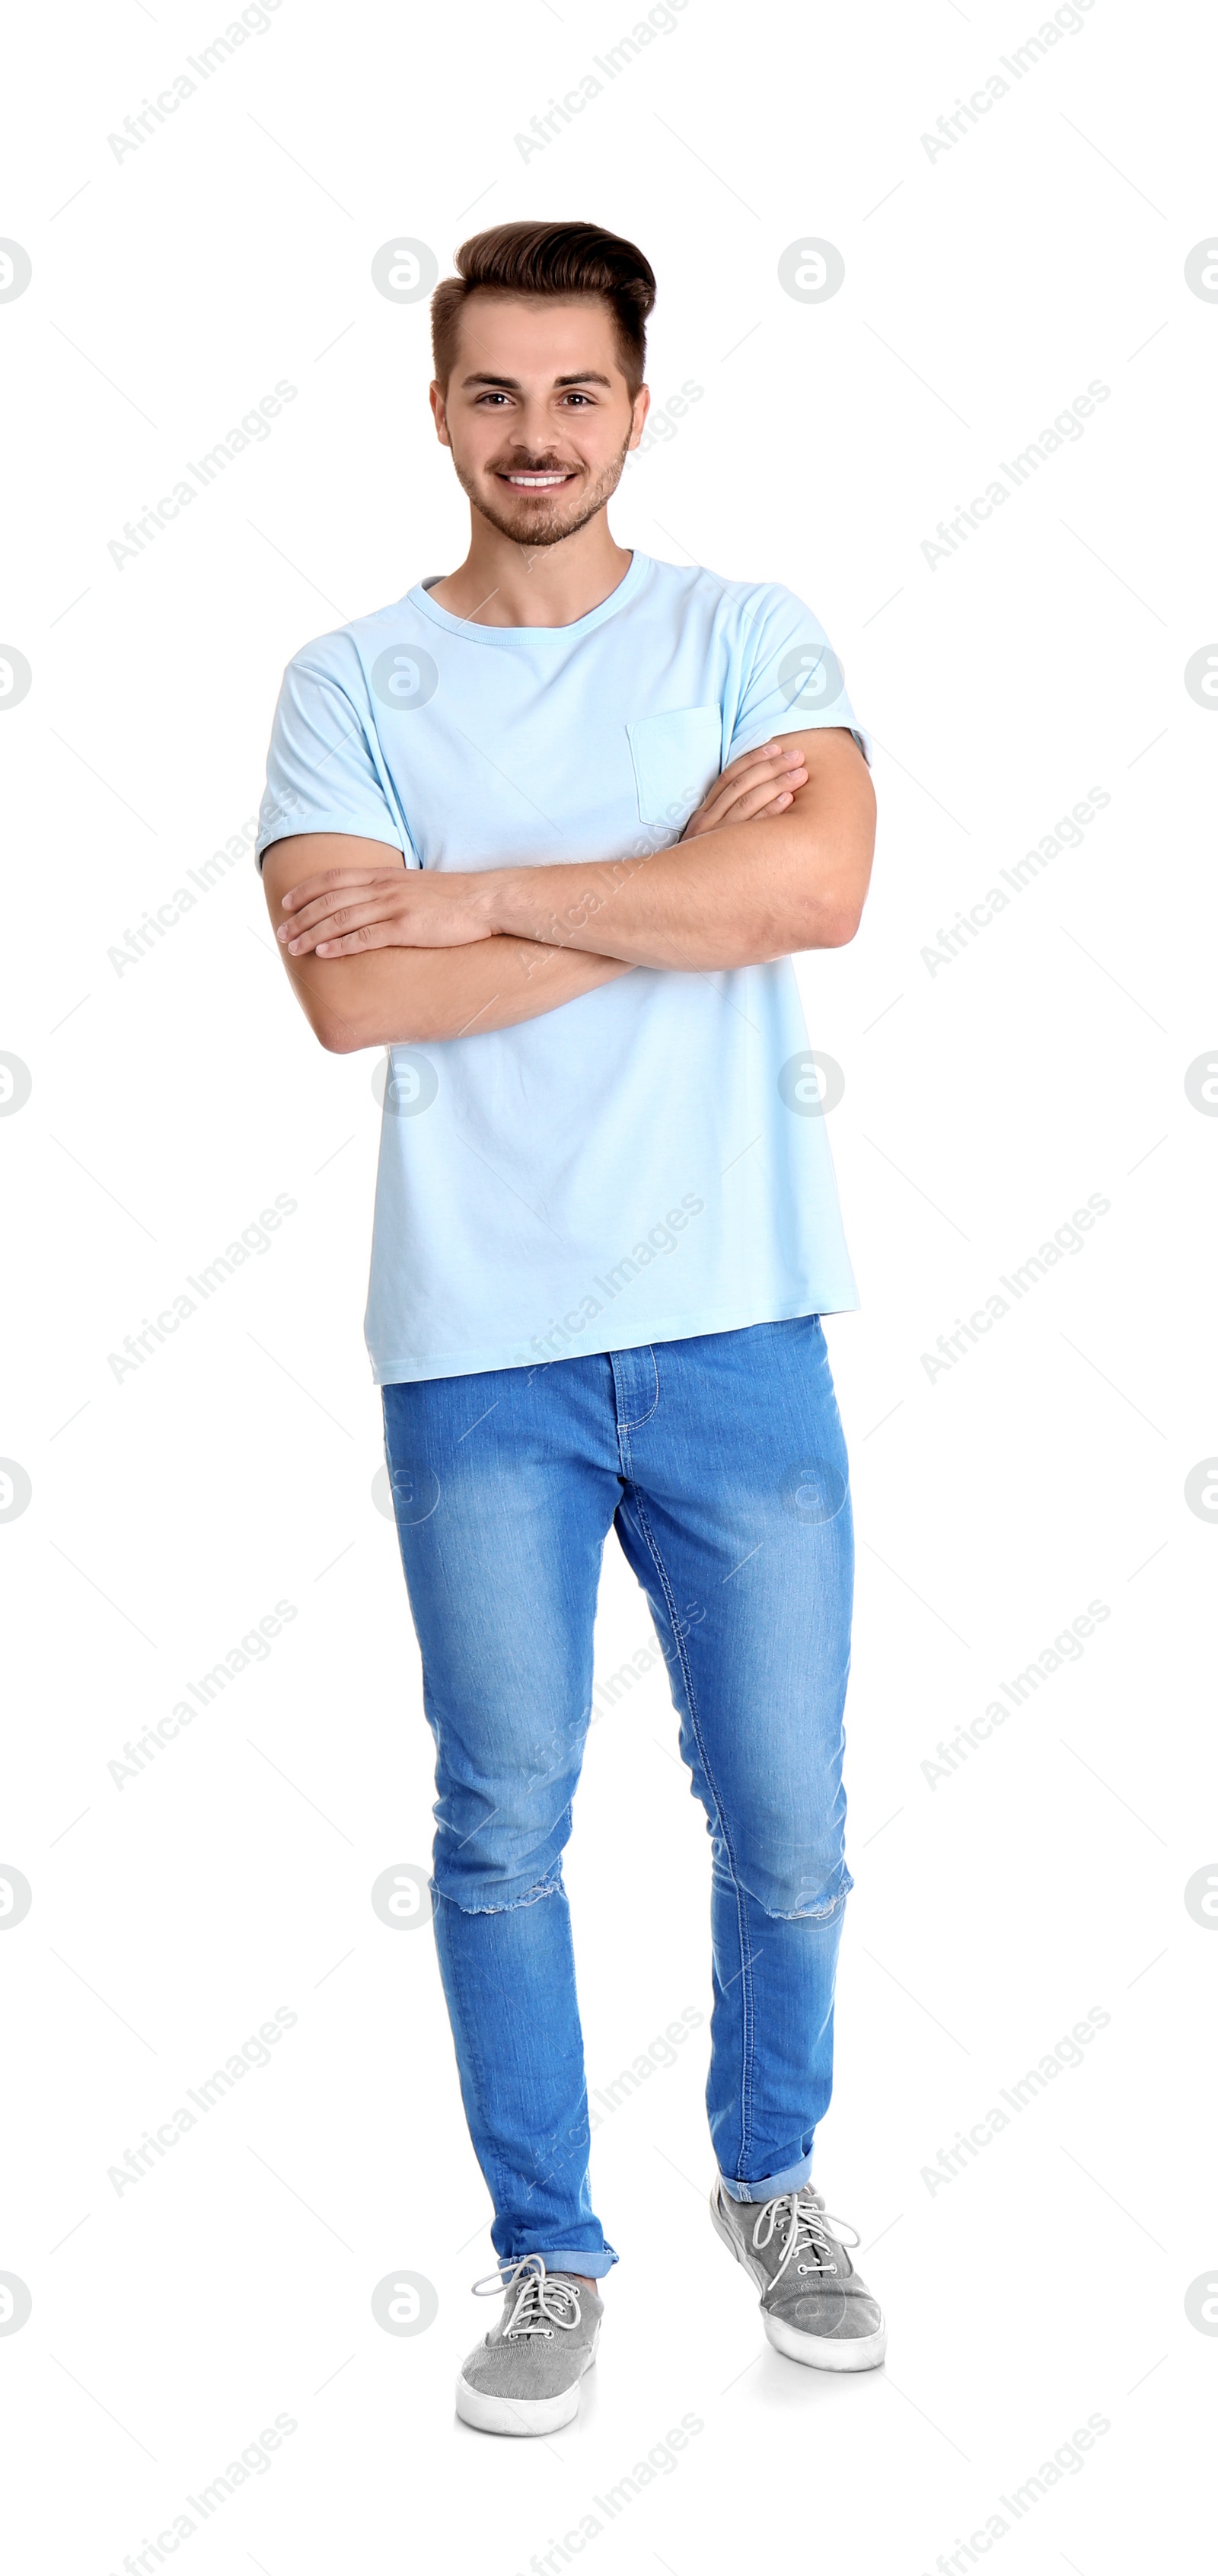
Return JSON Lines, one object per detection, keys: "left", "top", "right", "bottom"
{"left": 706, "top": 743, "right": 807, "bottom": 803}
{"left": 688, "top": 780, "right": 801, "bottom": 839}
{"left": 712, "top": 740, "right": 787, "bottom": 787}
{"left": 313, "top": 914, "right": 480, "bottom": 956}
{"left": 713, "top": 739, "right": 808, "bottom": 791}
{"left": 285, "top": 899, "right": 409, "bottom": 953}
{"left": 280, "top": 867, "right": 397, "bottom": 909}
{"left": 277, "top": 885, "right": 403, "bottom": 940}
{"left": 696, "top": 755, "right": 806, "bottom": 829}
{"left": 280, "top": 869, "right": 401, "bottom": 914}
{"left": 729, "top": 788, "right": 797, "bottom": 819}
{"left": 314, "top": 922, "right": 399, "bottom": 957}
{"left": 716, "top": 780, "right": 799, "bottom": 824}
{"left": 279, "top": 876, "right": 417, "bottom": 937}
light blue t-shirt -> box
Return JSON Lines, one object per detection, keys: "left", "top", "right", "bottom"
{"left": 257, "top": 551, "right": 866, "bottom": 1384}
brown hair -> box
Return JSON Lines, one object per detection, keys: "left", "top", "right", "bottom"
{"left": 431, "top": 220, "right": 656, "bottom": 391}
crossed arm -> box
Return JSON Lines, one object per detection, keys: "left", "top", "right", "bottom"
{"left": 260, "top": 727, "right": 875, "bottom": 1053}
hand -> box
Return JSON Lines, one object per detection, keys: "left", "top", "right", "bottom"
{"left": 679, "top": 739, "right": 808, "bottom": 842}
{"left": 276, "top": 860, "right": 496, "bottom": 956}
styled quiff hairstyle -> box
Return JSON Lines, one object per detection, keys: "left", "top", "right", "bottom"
{"left": 431, "top": 220, "right": 656, "bottom": 393}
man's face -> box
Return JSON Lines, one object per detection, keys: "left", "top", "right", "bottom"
{"left": 431, "top": 294, "right": 649, "bottom": 548}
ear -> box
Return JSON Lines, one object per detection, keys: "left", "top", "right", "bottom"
{"left": 429, "top": 381, "right": 451, "bottom": 448}
{"left": 627, "top": 382, "right": 651, "bottom": 452}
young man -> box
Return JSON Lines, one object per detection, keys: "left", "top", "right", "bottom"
{"left": 257, "top": 221, "right": 882, "bottom": 2437}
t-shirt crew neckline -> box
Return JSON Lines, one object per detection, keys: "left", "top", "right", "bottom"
{"left": 410, "top": 549, "right": 646, "bottom": 644}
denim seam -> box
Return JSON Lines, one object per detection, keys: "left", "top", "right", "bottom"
{"left": 611, "top": 1346, "right": 660, "bottom": 1438}
{"left": 435, "top": 1889, "right": 607, "bottom": 2265}
{"left": 625, "top": 1487, "right": 757, "bottom": 2182}
{"left": 431, "top": 1904, "right": 509, "bottom": 2224}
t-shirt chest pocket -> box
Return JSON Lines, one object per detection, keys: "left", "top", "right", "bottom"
{"left": 627, "top": 704, "right": 723, "bottom": 831}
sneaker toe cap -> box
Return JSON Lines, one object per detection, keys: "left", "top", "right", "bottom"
{"left": 786, "top": 2290, "right": 884, "bottom": 2341}
{"left": 460, "top": 2340, "right": 578, "bottom": 2401}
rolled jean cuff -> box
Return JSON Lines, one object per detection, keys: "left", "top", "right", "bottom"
{"left": 719, "top": 2151, "right": 815, "bottom": 2205}
{"left": 509, "top": 2244, "right": 618, "bottom": 2278}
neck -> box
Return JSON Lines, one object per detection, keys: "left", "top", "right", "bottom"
{"left": 430, "top": 512, "right": 633, "bottom": 630}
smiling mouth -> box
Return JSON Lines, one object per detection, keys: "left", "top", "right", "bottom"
{"left": 496, "top": 469, "right": 577, "bottom": 489}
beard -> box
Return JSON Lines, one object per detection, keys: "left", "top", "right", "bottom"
{"left": 454, "top": 433, "right": 633, "bottom": 550}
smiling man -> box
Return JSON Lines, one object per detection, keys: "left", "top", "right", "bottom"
{"left": 257, "top": 219, "right": 882, "bottom": 2436}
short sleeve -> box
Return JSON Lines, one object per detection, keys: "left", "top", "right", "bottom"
{"left": 727, "top": 587, "right": 871, "bottom": 769}
{"left": 255, "top": 646, "right": 413, "bottom": 871}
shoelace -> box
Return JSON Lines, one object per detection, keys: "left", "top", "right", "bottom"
{"left": 751, "top": 2188, "right": 860, "bottom": 2282}
{"left": 470, "top": 2252, "right": 582, "bottom": 2340}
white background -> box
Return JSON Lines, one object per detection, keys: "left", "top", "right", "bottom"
{"left": 2, "top": 0, "right": 1216, "bottom": 2568}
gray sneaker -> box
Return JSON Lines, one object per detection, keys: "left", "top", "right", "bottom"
{"left": 456, "top": 2255, "right": 603, "bottom": 2436}
{"left": 711, "top": 2181, "right": 887, "bottom": 2371}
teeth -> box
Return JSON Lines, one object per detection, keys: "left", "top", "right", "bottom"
{"left": 505, "top": 473, "right": 567, "bottom": 486}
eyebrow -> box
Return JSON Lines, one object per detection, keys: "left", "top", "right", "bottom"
{"left": 460, "top": 370, "right": 614, "bottom": 391}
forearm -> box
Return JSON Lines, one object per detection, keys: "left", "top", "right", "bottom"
{"left": 291, "top": 929, "right": 632, "bottom": 1052}
{"left": 484, "top": 785, "right": 873, "bottom": 971}
{"left": 483, "top": 825, "right": 828, "bottom": 969}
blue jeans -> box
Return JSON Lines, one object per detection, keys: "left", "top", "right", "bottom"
{"left": 381, "top": 1316, "right": 854, "bottom": 2278}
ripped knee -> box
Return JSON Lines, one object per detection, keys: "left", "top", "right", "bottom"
{"left": 434, "top": 1856, "right": 565, "bottom": 1917}
{"left": 755, "top": 1865, "right": 853, "bottom": 1923}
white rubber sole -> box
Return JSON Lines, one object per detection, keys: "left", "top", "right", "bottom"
{"left": 455, "top": 2335, "right": 598, "bottom": 2437}
{"left": 710, "top": 2186, "right": 888, "bottom": 2373}
{"left": 760, "top": 2308, "right": 888, "bottom": 2371}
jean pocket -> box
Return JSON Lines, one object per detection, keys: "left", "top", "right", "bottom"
{"left": 627, "top": 705, "right": 723, "bottom": 829}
